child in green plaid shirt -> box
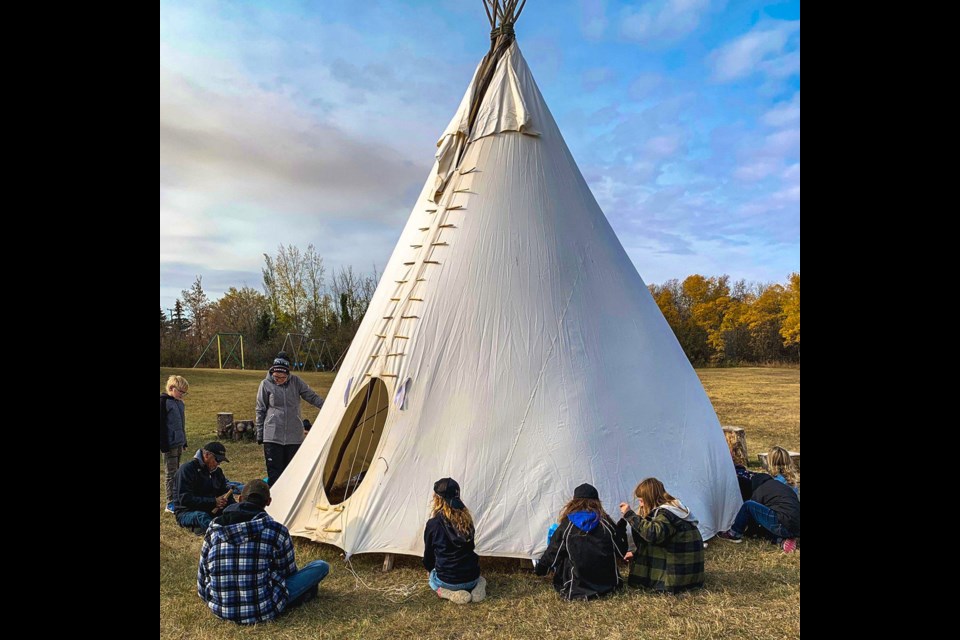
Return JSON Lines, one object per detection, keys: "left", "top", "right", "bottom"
{"left": 618, "top": 478, "right": 705, "bottom": 593}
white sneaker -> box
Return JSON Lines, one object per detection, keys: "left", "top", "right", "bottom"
{"left": 470, "top": 576, "right": 487, "bottom": 603}
{"left": 437, "top": 587, "right": 472, "bottom": 604}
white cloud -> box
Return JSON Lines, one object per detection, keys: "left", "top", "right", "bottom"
{"left": 764, "top": 127, "right": 800, "bottom": 155}
{"left": 710, "top": 20, "right": 800, "bottom": 82}
{"left": 582, "top": 66, "right": 615, "bottom": 91}
{"left": 619, "top": 0, "right": 713, "bottom": 45}
{"left": 160, "top": 67, "right": 427, "bottom": 306}
{"left": 578, "top": 0, "right": 609, "bottom": 40}
{"left": 628, "top": 73, "right": 664, "bottom": 100}
{"left": 734, "top": 159, "right": 780, "bottom": 182}
{"left": 645, "top": 134, "right": 683, "bottom": 158}
{"left": 771, "top": 184, "right": 800, "bottom": 203}
{"left": 763, "top": 93, "right": 801, "bottom": 127}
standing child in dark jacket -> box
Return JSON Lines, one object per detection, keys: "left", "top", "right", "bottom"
{"left": 161, "top": 375, "right": 189, "bottom": 514}
{"left": 423, "top": 478, "right": 486, "bottom": 604}
{"left": 717, "top": 446, "right": 801, "bottom": 553}
{"left": 618, "top": 478, "right": 704, "bottom": 593}
{"left": 535, "top": 483, "right": 628, "bottom": 600}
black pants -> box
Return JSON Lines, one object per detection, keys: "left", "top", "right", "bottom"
{"left": 264, "top": 442, "right": 301, "bottom": 486}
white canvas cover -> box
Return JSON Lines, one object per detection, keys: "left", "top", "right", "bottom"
{"left": 269, "top": 43, "right": 741, "bottom": 559}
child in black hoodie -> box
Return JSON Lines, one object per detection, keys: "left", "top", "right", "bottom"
{"left": 422, "top": 478, "right": 486, "bottom": 604}
{"left": 535, "top": 483, "right": 628, "bottom": 600}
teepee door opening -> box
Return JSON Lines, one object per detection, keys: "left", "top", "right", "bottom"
{"left": 322, "top": 377, "right": 389, "bottom": 504}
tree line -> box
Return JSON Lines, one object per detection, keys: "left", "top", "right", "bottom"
{"left": 160, "top": 245, "right": 799, "bottom": 369}
{"left": 649, "top": 273, "right": 800, "bottom": 365}
{"left": 160, "top": 245, "right": 378, "bottom": 370}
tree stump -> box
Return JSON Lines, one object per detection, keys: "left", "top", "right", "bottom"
{"left": 382, "top": 553, "right": 395, "bottom": 572}
{"left": 217, "top": 413, "right": 234, "bottom": 439}
{"left": 722, "top": 426, "right": 749, "bottom": 467}
{"left": 758, "top": 451, "right": 801, "bottom": 472}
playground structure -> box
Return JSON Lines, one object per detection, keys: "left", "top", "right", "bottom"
{"left": 280, "top": 333, "right": 341, "bottom": 371}
{"left": 193, "top": 333, "right": 245, "bottom": 369}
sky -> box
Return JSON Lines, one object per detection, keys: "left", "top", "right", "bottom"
{"left": 160, "top": 0, "right": 800, "bottom": 313}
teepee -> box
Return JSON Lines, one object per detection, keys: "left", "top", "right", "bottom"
{"left": 269, "top": 1, "right": 741, "bottom": 559}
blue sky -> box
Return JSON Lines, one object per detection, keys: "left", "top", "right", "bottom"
{"left": 160, "top": 0, "right": 800, "bottom": 312}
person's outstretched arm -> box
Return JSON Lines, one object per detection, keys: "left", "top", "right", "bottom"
{"left": 623, "top": 509, "right": 673, "bottom": 544}
{"left": 295, "top": 377, "right": 325, "bottom": 409}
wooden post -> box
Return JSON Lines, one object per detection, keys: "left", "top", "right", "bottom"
{"left": 722, "top": 426, "right": 749, "bottom": 467}
{"left": 382, "top": 553, "right": 395, "bottom": 572}
{"left": 217, "top": 413, "right": 234, "bottom": 439}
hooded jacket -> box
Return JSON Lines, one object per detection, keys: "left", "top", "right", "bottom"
{"left": 197, "top": 507, "right": 298, "bottom": 624}
{"left": 422, "top": 513, "right": 481, "bottom": 585}
{"left": 621, "top": 500, "right": 704, "bottom": 593}
{"left": 160, "top": 393, "right": 186, "bottom": 453}
{"left": 750, "top": 473, "right": 800, "bottom": 534}
{"left": 255, "top": 374, "right": 325, "bottom": 445}
{"left": 535, "top": 511, "right": 628, "bottom": 600}
{"left": 217, "top": 500, "right": 268, "bottom": 526}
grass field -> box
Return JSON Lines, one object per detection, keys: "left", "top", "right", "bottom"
{"left": 160, "top": 367, "right": 799, "bottom": 639}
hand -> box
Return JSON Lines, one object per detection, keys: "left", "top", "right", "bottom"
{"left": 216, "top": 495, "right": 228, "bottom": 509}
{"left": 619, "top": 502, "right": 630, "bottom": 515}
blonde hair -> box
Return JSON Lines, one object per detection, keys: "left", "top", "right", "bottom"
{"left": 634, "top": 478, "right": 676, "bottom": 518}
{"left": 431, "top": 494, "right": 474, "bottom": 537}
{"left": 166, "top": 375, "right": 189, "bottom": 394}
{"left": 768, "top": 446, "right": 799, "bottom": 487}
{"left": 559, "top": 498, "right": 611, "bottom": 522}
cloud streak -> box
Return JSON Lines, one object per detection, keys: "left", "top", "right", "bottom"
{"left": 710, "top": 20, "right": 800, "bottom": 83}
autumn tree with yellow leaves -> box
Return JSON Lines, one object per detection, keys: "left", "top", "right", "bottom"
{"left": 649, "top": 273, "right": 800, "bottom": 365}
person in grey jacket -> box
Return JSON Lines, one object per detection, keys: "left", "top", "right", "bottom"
{"left": 256, "top": 352, "right": 324, "bottom": 485}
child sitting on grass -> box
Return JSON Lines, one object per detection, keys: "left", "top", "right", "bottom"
{"left": 618, "top": 477, "right": 704, "bottom": 593}
{"left": 718, "top": 446, "right": 800, "bottom": 553}
{"left": 422, "top": 478, "right": 486, "bottom": 604}
{"left": 535, "top": 483, "right": 627, "bottom": 600}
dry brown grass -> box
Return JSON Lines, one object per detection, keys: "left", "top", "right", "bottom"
{"left": 160, "top": 367, "right": 800, "bottom": 639}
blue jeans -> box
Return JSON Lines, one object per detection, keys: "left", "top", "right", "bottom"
{"left": 428, "top": 569, "right": 479, "bottom": 592}
{"left": 286, "top": 560, "right": 330, "bottom": 603}
{"left": 176, "top": 510, "right": 212, "bottom": 531}
{"left": 731, "top": 500, "right": 797, "bottom": 539}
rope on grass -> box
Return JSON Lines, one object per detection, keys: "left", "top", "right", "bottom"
{"left": 340, "top": 556, "right": 424, "bottom": 603}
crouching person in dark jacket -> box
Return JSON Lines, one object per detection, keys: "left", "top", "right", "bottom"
{"left": 717, "top": 471, "right": 801, "bottom": 553}
{"left": 173, "top": 442, "right": 235, "bottom": 532}
{"left": 423, "top": 478, "right": 486, "bottom": 604}
{"left": 535, "top": 483, "right": 628, "bottom": 600}
{"left": 618, "top": 478, "right": 704, "bottom": 593}
{"left": 198, "top": 480, "right": 330, "bottom": 624}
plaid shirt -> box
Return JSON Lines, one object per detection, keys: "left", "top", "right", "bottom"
{"left": 623, "top": 507, "right": 704, "bottom": 594}
{"left": 197, "top": 511, "right": 298, "bottom": 624}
